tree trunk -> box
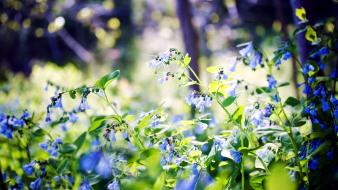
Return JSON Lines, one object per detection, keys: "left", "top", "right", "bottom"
{"left": 176, "top": 0, "right": 200, "bottom": 92}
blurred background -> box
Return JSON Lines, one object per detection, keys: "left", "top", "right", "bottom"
{"left": 0, "top": 0, "right": 338, "bottom": 115}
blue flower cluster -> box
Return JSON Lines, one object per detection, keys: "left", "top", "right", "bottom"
{"left": 39, "top": 137, "right": 63, "bottom": 157}
{"left": 185, "top": 91, "right": 212, "bottom": 112}
{"left": 0, "top": 110, "right": 30, "bottom": 139}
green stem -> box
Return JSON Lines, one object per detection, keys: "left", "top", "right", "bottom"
{"left": 274, "top": 110, "right": 304, "bottom": 184}
{"left": 103, "top": 89, "right": 119, "bottom": 115}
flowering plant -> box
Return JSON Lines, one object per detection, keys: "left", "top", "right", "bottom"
{"left": 0, "top": 7, "right": 337, "bottom": 190}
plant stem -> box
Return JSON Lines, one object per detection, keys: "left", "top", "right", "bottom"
{"left": 103, "top": 90, "right": 119, "bottom": 115}
{"left": 274, "top": 109, "right": 304, "bottom": 184}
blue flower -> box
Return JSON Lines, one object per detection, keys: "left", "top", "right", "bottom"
{"left": 30, "top": 177, "right": 42, "bottom": 190}
{"left": 95, "top": 155, "right": 112, "bottom": 178}
{"left": 263, "top": 104, "right": 273, "bottom": 117}
{"left": 23, "top": 161, "right": 35, "bottom": 175}
{"left": 45, "top": 112, "right": 52, "bottom": 123}
{"left": 185, "top": 92, "right": 212, "bottom": 112}
{"left": 275, "top": 59, "right": 281, "bottom": 68}
{"left": 327, "top": 150, "right": 334, "bottom": 160}
{"left": 107, "top": 180, "right": 120, "bottom": 190}
{"left": 80, "top": 151, "right": 102, "bottom": 173}
{"left": 310, "top": 47, "right": 329, "bottom": 58}
{"left": 273, "top": 94, "right": 280, "bottom": 102}
{"left": 249, "top": 52, "right": 263, "bottom": 69}
{"left": 39, "top": 142, "right": 48, "bottom": 150}
{"left": 216, "top": 70, "right": 227, "bottom": 80}
{"left": 303, "top": 64, "right": 314, "bottom": 75}
{"left": 230, "top": 150, "right": 242, "bottom": 164}
{"left": 309, "top": 157, "right": 319, "bottom": 170}
{"left": 21, "top": 110, "right": 31, "bottom": 120}
{"left": 78, "top": 97, "right": 90, "bottom": 112}
{"left": 302, "top": 84, "right": 312, "bottom": 96}
{"left": 282, "top": 51, "right": 292, "bottom": 61}
{"left": 192, "top": 163, "right": 199, "bottom": 175}
{"left": 321, "top": 99, "right": 330, "bottom": 112}
{"left": 69, "top": 113, "right": 78, "bottom": 123}
{"left": 267, "top": 75, "right": 277, "bottom": 89}
{"left": 239, "top": 42, "right": 254, "bottom": 57}
{"left": 79, "top": 179, "right": 91, "bottom": 190}
{"left": 54, "top": 96, "right": 63, "bottom": 109}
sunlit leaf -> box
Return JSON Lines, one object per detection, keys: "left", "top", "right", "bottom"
{"left": 95, "top": 70, "right": 120, "bottom": 89}
{"left": 206, "top": 66, "right": 221, "bottom": 73}
{"left": 305, "top": 26, "right": 318, "bottom": 43}
{"left": 265, "top": 163, "right": 297, "bottom": 190}
{"left": 295, "top": 7, "right": 307, "bottom": 22}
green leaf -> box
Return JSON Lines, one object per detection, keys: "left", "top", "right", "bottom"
{"left": 32, "top": 128, "right": 46, "bottom": 137}
{"left": 88, "top": 116, "right": 106, "bottom": 133}
{"left": 256, "top": 87, "right": 272, "bottom": 94}
{"left": 278, "top": 82, "right": 290, "bottom": 88}
{"left": 60, "top": 143, "right": 77, "bottom": 154}
{"left": 222, "top": 96, "right": 236, "bottom": 107}
{"left": 305, "top": 26, "right": 318, "bottom": 43}
{"left": 69, "top": 90, "right": 76, "bottom": 99}
{"left": 232, "top": 106, "right": 244, "bottom": 124}
{"left": 295, "top": 7, "right": 307, "bottom": 22}
{"left": 284, "top": 97, "right": 300, "bottom": 107}
{"left": 249, "top": 171, "right": 266, "bottom": 190}
{"left": 265, "top": 163, "right": 297, "bottom": 190}
{"left": 57, "top": 159, "right": 69, "bottom": 173}
{"left": 206, "top": 66, "right": 221, "bottom": 73}
{"left": 153, "top": 172, "right": 166, "bottom": 190}
{"left": 74, "top": 132, "right": 87, "bottom": 152}
{"left": 95, "top": 70, "right": 120, "bottom": 89}
{"left": 183, "top": 54, "right": 191, "bottom": 67}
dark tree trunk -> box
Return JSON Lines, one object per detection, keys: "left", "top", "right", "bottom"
{"left": 274, "top": 0, "right": 299, "bottom": 98}
{"left": 176, "top": 0, "right": 200, "bottom": 92}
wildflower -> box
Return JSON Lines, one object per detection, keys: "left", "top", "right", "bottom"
{"left": 45, "top": 111, "right": 52, "bottom": 123}
{"left": 303, "top": 64, "right": 314, "bottom": 75}
{"left": 21, "top": 110, "right": 31, "bottom": 120}
{"left": 249, "top": 52, "right": 263, "bottom": 69}
{"left": 80, "top": 151, "right": 102, "bottom": 173}
{"left": 53, "top": 95, "right": 63, "bottom": 109}
{"left": 239, "top": 42, "right": 254, "bottom": 57}
{"left": 275, "top": 59, "right": 282, "bottom": 68}
{"left": 227, "top": 83, "right": 238, "bottom": 97}
{"left": 110, "top": 130, "right": 116, "bottom": 142}
{"left": 123, "top": 130, "right": 128, "bottom": 140}
{"left": 230, "top": 150, "right": 242, "bottom": 164}
{"left": 303, "top": 84, "right": 312, "bottom": 96}
{"left": 39, "top": 143, "right": 48, "bottom": 150}
{"left": 69, "top": 113, "right": 78, "bottom": 123}
{"left": 78, "top": 96, "right": 90, "bottom": 112}
{"left": 192, "top": 163, "right": 199, "bottom": 175}
{"left": 23, "top": 161, "right": 35, "bottom": 175}
{"left": 263, "top": 104, "right": 273, "bottom": 117}
{"left": 195, "top": 122, "right": 208, "bottom": 134}
{"left": 216, "top": 69, "right": 227, "bottom": 80}
{"left": 159, "top": 139, "right": 168, "bottom": 152}
{"left": 321, "top": 99, "right": 330, "bottom": 112}
{"left": 310, "top": 47, "right": 329, "bottom": 58}
{"left": 30, "top": 177, "right": 42, "bottom": 190}
{"left": 267, "top": 75, "right": 277, "bottom": 89}
{"left": 309, "top": 157, "right": 319, "bottom": 170}
{"left": 95, "top": 155, "right": 112, "bottom": 178}
{"left": 282, "top": 51, "right": 292, "bottom": 61}
{"left": 256, "top": 148, "right": 275, "bottom": 164}
{"left": 79, "top": 179, "right": 91, "bottom": 190}
{"left": 185, "top": 92, "right": 212, "bottom": 112}
{"left": 107, "top": 180, "right": 120, "bottom": 190}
